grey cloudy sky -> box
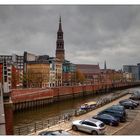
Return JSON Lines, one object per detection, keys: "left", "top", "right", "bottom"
{"left": 0, "top": 5, "right": 140, "bottom": 69}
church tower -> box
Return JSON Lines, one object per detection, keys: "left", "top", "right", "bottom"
{"left": 104, "top": 60, "right": 107, "bottom": 70}
{"left": 55, "top": 16, "right": 65, "bottom": 62}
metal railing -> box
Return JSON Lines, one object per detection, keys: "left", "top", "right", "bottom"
{"left": 14, "top": 111, "right": 75, "bottom": 135}
{"left": 75, "top": 91, "right": 128, "bottom": 115}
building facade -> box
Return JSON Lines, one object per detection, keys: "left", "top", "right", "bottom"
{"left": 76, "top": 64, "right": 100, "bottom": 84}
{"left": 0, "top": 54, "right": 24, "bottom": 88}
{"left": 137, "top": 63, "right": 140, "bottom": 80}
{"left": 123, "top": 72, "right": 133, "bottom": 82}
{"left": 49, "top": 57, "right": 62, "bottom": 87}
{"left": 26, "top": 61, "right": 50, "bottom": 88}
{"left": 0, "top": 59, "right": 13, "bottom": 91}
{"left": 123, "top": 65, "right": 139, "bottom": 81}
{"left": 62, "top": 60, "right": 76, "bottom": 86}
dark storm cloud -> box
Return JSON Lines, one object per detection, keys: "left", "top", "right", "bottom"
{"left": 0, "top": 5, "right": 140, "bottom": 69}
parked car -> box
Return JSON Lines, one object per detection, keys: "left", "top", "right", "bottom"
{"left": 98, "top": 108, "right": 126, "bottom": 122}
{"left": 92, "top": 114, "right": 119, "bottom": 126}
{"left": 108, "top": 105, "right": 127, "bottom": 117}
{"left": 120, "top": 99, "right": 139, "bottom": 106}
{"left": 119, "top": 101, "right": 136, "bottom": 109}
{"left": 130, "top": 92, "right": 140, "bottom": 100}
{"left": 38, "top": 130, "right": 71, "bottom": 136}
{"left": 129, "top": 99, "right": 139, "bottom": 106}
{"left": 72, "top": 119, "right": 106, "bottom": 135}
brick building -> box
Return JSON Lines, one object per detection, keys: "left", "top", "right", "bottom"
{"left": 76, "top": 64, "right": 100, "bottom": 84}
{"left": 26, "top": 61, "right": 50, "bottom": 88}
{"left": 101, "top": 69, "right": 124, "bottom": 85}
{"left": 0, "top": 54, "right": 24, "bottom": 88}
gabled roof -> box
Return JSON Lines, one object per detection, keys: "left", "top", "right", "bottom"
{"left": 76, "top": 64, "right": 100, "bottom": 74}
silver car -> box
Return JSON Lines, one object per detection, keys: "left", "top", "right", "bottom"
{"left": 72, "top": 119, "right": 106, "bottom": 135}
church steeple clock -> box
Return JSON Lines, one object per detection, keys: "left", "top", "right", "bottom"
{"left": 55, "top": 16, "right": 65, "bottom": 62}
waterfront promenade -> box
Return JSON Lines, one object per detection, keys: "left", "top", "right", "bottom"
{"left": 33, "top": 90, "right": 131, "bottom": 135}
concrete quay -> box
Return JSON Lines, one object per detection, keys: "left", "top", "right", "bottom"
{"left": 33, "top": 91, "right": 132, "bottom": 135}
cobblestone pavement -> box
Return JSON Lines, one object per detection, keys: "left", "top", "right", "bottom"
{"left": 34, "top": 93, "right": 134, "bottom": 135}
{"left": 114, "top": 105, "right": 140, "bottom": 135}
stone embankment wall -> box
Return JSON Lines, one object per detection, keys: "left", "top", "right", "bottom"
{"left": 10, "top": 82, "right": 140, "bottom": 111}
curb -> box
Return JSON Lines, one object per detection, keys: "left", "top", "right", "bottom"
{"left": 65, "top": 128, "right": 72, "bottom": 132}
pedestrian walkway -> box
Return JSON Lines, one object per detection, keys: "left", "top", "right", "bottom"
{"left": 0, "top": 84, "right": 6, "bottom": 135}
{"left": 33, "top": 93, "right": 131, "bottom": 135}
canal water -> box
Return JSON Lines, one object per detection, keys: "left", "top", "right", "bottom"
{"left": 13, "top": 88, "right": 135, "bottom": 127}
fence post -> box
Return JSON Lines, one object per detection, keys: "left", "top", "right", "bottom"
{"left": 42, "top": 121, "right": 44, "bottom": 129}
{"left": 34, "top": 122, "right": 37, "bottom": 133}
{"left": 27, "top": 125, "right": 29, "bottom": 134}
{"left": 18, "top": 128, "right": 21, "bottom": 135}
{"left": 47, "top": 120, "right": 50, "bottom": 128}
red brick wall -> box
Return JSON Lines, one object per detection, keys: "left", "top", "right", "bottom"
{"left": 84, "top": 85, "right": 93, "bottom": 91}
{"left": 58, "top": 86, "right": 73, "bottom": 96}
{"left": 11, "top": 82, "right": 136, "bottom": 103}
{"left": 12, "top": 88, "right": 43, "bottom": 96}
{"left": 52, "top": 88, "right": 59, "bottom": 97}
{"left": 73, "top": 86, "right": 83, "bottom": 93}
{"left": 11, "top": 88, "right": 54, "bottom": 103}
{"left": 11, "top": 66, "right": 17, "bottom": 89}
{"left": 4, "top": 103, "right": 13, "bottom": 135}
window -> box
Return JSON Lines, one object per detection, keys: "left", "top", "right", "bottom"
{"left": 99, "top": 123, "right": 105, "bottom": 127}
{"left": 101, "top": 114, "right": 110, "bottom": 119}
{"left": 4, "top": 76, "right": 7, "bottom": 82}
{"left": 86, "top": 121, "right": 97, "bottom": 127}
{"left": 81, "top": 121, "right": 87, "bottom": 125}
{"left": 4, "top": 71, "right": 7, "bottom": 75}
